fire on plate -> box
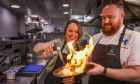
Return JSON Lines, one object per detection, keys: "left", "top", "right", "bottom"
{"left": 53, "top": 35, "right": 94, "bottom": 77}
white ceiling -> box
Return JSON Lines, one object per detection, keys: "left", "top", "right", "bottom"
{"left": 125, "top": 0, "right": 140, "bottom": 6}
{"left": 0, "top": 0, "right": 139, "bottom": 26}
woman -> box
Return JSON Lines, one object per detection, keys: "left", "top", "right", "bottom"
{"left": 33, "top": 19, "right": 83, "bottom": 84}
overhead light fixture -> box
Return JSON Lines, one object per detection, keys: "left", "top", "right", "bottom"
{"left": 31, "top": 15, "right": 38, "bottom": 18}
{"left": 44, "top": 22, "right": 49, "bottom": 25}
{"left": 74, "top": 16, "right": 80, "bottom": 19}
{"left": 11, "top": 4, "right": 20, "bottom": 8}
{"left": 71, "top": 15, "right": 84, "bottom": 22}
{"left": 84, "top": 16, "right": 93, "bottom": 22}
{"left": 86, "top": 16, "right": 93, "bottom": 20}
{"left": 62, "top": 4, "right": 69, "bottom": 7}
{"left": 64, "top": 12, "right": 69, "bottom": 14}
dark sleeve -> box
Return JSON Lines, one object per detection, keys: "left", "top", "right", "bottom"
{"left": 74, "top": 74, "right": 83, "bottom": 84}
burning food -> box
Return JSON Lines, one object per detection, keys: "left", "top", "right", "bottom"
{"left": 53, "top": 67, "right": 81, "bottom": 77}
{"left": 53, "top": 35, "right": 94, "bottom": 77}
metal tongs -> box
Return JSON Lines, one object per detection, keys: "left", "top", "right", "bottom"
{"left": 53, "top": 43, "right": 66, "bottom": 65}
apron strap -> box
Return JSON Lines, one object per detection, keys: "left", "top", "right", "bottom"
{"left": 61, "top": 40, "right": 66, "bottom": 52}
{"left": 96, "top": 27, "right": 126, "bottom": 46}
{"left": 96, "top": 34, "right": 104, "bottom": 44}
{"left": 76, "top": 42, "right": 80, "bottom": 50}
{"left": 118, "top": 28, "right": 126, "bottom": 46}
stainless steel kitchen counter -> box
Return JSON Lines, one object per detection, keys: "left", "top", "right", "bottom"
{"left": 0, "top": 76, "right": 35, "bottom": 84}
{"left": 0, "top": 58, "right": 48, "bottom": 84}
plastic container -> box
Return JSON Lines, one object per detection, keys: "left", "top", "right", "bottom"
{"left": 3, "top": 70, "right": 16, "bottom": 80}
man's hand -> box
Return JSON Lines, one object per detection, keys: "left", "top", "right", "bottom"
{"left": 86, "top": 62, "right": 104, "bottom": 75}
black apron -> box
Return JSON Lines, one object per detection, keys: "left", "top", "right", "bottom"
{"left": 44, "top": 41, "right": 81, "bottom": 84}
{"left": 88, "top": 28, "right": 132, "bottom": 84}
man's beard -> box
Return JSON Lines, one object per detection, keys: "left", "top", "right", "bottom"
{"left": 102, "top": 22, "right": 121, "bottom": 36}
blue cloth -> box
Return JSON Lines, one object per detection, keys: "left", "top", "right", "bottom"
{"left": 20, "top": 64, "right": 44, "bottom": 72}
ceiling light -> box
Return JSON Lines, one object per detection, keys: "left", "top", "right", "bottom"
{"left": 71, "top": 15, "right": 84, "bottom": 22}
{"left": 31, "top": 15, "right": 38, "bottom": 18}
{"left": 74, "top": 16, "right": 80, "bottom": 19}
{"left": 86, "top": 16, "right": 93, "bottom": 20}
{"left": 84, "top": 16, "right": 93, "bottom": 22}
{"left": 44, "top": 22, "right": 49, "bottom": 25}
{"left": 64, "top": 12, "right": 68, "bottom": 14}
{"left": 11, "top": 5, "right": 20, "bottom": 8}
{"left": 62, "top": 4, "right": 69, "bottom": 7}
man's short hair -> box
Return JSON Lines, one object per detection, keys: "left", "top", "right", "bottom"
{"left": 104, "top": 3, "right": 125, "bottom": 13}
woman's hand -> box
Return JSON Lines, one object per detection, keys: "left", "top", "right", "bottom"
{"left": 86, "top": 62, "right": 104, "bottom": 75}
{"left": 62, "top": 76, "right": 75, "bottom": 84}
{"left": 41, "top": 44, "right": 59, "bottom": 59}
{"left": 44, "top": 45, "right": 54, "bottom": 56}
{"left": 33, "top": 39, "right": 60, "bottom": 53}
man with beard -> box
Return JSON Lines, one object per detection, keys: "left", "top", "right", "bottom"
{"left": 87, "top": 3, "right": 140, "bottom": 84}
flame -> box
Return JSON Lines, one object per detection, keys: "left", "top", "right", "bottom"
{"left": 63, "top": 34, "right": 94, "bottom": 75}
